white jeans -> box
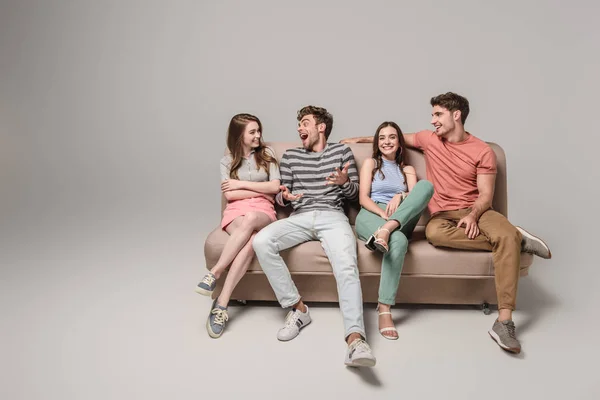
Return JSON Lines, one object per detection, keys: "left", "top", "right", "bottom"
{"left": 253, "top": 210, "right": 365, "bottom": 339}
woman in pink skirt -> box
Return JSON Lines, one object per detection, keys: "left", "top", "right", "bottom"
{"left": 196, "top": 113, "right": 280, "bottom": 338}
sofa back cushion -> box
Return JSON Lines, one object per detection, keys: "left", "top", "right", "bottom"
{"left": 222, "top": 141, "right": 508, "bottom": 226}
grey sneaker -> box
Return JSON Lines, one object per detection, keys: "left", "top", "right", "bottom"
{"left": 277, "top": 306, "right": 311, "bottom": 341}
{"left": 489, "top": 319, "right": 521, "bottom": 354}
{"left": 345, "top": 338, "right": 376, "bottom": 367}
{"left": 195, "top": 272, "right": 216, "bottom": 296}
{"left": 206, "top": 298, "right": 228, "bottom": 339}
{"left": 516, "top": 226, "right": 552, "bottom": 259}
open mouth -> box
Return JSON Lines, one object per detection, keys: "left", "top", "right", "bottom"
{"left": 300, "top": 133, "right": 309, "bottom": 140}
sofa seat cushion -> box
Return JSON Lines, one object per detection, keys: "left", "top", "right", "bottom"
{"left": 204, "top": 226, "right": 533, "bottom": 277}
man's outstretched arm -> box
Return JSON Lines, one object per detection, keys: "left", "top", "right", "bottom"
{"left": 339, "top": 136, "right": 372, "bottom": 144}
{"left": 340, "top": 133, "right": 418, "bottom": 148}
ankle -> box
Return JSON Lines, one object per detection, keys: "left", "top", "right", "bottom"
{"left": 382, "top": 220, "right": 399, "bottom": 232}
{"left": 498, "top": 309, "right": 512, "bottom": 321}
{"left": 210, "top": 269, "right": 221, "bottom": 279}
{"left": 346, "top": 333, "right": 362, "bottom": 345}
{"left": 377, "top": 303, "right": 391, "bottom": 312}
{"left": 376, "top": 228, "right": 390, "bottom": 241}
{"left": 293, "top": 301, "right": 307, "bottom": 313}
{"left": 217, "top": 297, "right": 228, "bottom": 309}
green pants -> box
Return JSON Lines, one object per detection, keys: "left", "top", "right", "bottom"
{"left": 355, "top": 180, "right": 434, "bottom": 305}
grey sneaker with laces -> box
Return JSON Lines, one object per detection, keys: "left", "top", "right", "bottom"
{"left": 516, "top": 226, "right": 552, "bottom": 259}
{"left": 277, "top": 306, "right": 311, "bottom": 341}
{"left": 206, "top": 298, "right": 228, "bottom": 338}
{"left": 345, "top": 338, "right": 376, "bottom": 367}
{"left": 489, "top": 319, "right": 521, "bottom": 354}
{"left": 196, "top": 272, "right": 217, "bottom": 296}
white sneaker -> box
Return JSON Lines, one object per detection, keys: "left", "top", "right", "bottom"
{"left": 345, "top": 338, "right": 376, "bottom": 367}
{"left": 277, "top": 306, "right": 311, "bottom": 341}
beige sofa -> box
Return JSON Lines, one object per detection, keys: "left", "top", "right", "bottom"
{"left": 204, "top": 141, "right": 534, "bottom": 311}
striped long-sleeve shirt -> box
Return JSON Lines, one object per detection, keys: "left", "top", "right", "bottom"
{"left": 275, "top": 143, "right": 359, "bottom": 214}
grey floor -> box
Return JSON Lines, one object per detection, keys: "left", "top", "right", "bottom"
{"left": 1, "top": 220, "right": 597, "bottom": 400}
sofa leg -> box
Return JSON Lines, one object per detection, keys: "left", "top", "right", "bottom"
{"left": 481, "top": 302, "right": 491, "bottom": 315}
{"left": 236, "top": 299, "right": 247, "bottom": 305}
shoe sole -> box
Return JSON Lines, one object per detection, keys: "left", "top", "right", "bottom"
{"left": 516, "top": 226, "right": 552, "bottom": 259}
{"left": 364, "top": 236, "right": 376, "bottom": 251}
{"left": 195, "top": 286, "right": 214, "bottom": 296}
{"left": 488, "top": 330, "right": 521, "bottom": 354}
{"left": 277, "top": 319, "right": 312, "bottom": 341}
{"left": 373, "top": 242, "right": 389, "bottom": 254}
{"left": 345, "top": 357, "right": 377, "bottom": 368}
{"left": 379, "top": 329, "right": 399, "bottom": 340}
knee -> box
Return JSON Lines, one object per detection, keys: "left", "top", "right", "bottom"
{"left": 241, "top": 212, "right": 261, "bottom": 228}
{"left": 418, "top": 180, "right": 435, "bottom": 198}
{"left": 493, "top": 227, "right": 522, "bottom": 248}
{"left": 388, "top": 232, "right": 408, "bottom": 254}
{"left": 252, "top": 230, "right": 271, "bottom": 253}
{"left": 425, "top": 222, "right": 443, "bottom": 245}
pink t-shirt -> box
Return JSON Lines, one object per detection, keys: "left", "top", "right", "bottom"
{"left": 413, "top": 130, "right": 497, "bottom": 215}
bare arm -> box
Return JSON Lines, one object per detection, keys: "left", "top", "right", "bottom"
{"left": 403, "top": 165, "right": 417, "bottom": 192}
{"left": 403, "top": 133, "right": 417, "bottom": 148}
{"left": 457, "top": 173, "right": 496, "bottom": 239}
{"left": 359, "top": 159, "right": 387, "bottom": 218}
{"left": 471, "top": 174, "right": 495, "bottom": 219}
{"left": 237, "top": 179, "right": 281, "bottom": 194}
{"left": 223, "top": 189, "right": 273, "bottom": 202}
{"left": 340, "top": 133, "right": 418, "bottom": 149}
{"left": 221, "top": 179, "right": 280, "bottom": 195}
{"left": 339, "top": 136, "right": 373, "bottom": 144}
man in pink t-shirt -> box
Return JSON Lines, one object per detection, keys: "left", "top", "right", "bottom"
{"left": 342, "top": 92, "right": 552, "bottom": 354}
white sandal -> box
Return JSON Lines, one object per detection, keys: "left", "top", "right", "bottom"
{"left": 373, "top": 227, "right": 390, "bottom": 254}
{"left": 377, "top": 307, "right": 398, "bottom": 340}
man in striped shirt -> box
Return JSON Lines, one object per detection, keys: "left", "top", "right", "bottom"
{"left": 253, "top": 106, "right": 376, "bottom": 368}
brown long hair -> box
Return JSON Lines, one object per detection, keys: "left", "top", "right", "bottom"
{"left": 371, "top": 121, "right": 407, "bottom": 185}
{"left": 226, "top": 113, "right": 278, "bottom": 180}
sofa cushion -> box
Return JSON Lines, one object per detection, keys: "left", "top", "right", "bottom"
{"left": 203, "top": 226, "right": 533, "bottom": 277}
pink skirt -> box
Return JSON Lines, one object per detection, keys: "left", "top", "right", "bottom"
{"left": 221, "top": 197, "right": 277, "bottom": 229}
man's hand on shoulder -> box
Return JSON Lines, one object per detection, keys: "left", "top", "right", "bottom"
{"left": 339, "top": 136, "right": 373, "bottom": 144}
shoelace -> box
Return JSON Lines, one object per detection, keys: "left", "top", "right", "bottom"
{"left": 211, "top": 308, "right": 228, "bottom": 326}
{"left": 202, "top": 274, "right": 216, "bottom": 287}
{"left": 284, "top": 310, "right": 301, "bottom": 329}
{"left": 504, "top": 322, "right": 516, "bottom": 339}
{"left": 355, "top": 339, "right": 370, "bottom": 352}
{"left": 350, "top": 339, "right": 370, "bottom": 354}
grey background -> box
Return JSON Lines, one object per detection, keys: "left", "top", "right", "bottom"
{"left": 1, "top": 1, "right": 598, "bottom": 399}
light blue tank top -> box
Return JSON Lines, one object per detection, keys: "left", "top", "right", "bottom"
{"left": 370, "top": 159, "right": 407, "bottom": 203}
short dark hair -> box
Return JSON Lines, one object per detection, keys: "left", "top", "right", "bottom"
{"left": 430, "top": 92, "right": 470, "bottom": 125}
{"left": 297, "top": 105, "right": 334, "bottom": 139}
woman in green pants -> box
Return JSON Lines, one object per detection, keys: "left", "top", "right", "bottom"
{"left": 355, "top": 122, "right": 434, "bottom": 340}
